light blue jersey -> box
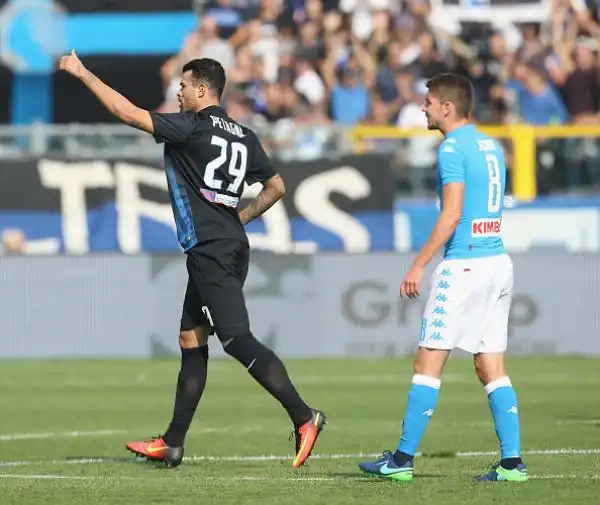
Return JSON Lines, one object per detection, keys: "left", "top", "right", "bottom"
{"left": 436, "top": 124, "right": 506, "bottom": 259}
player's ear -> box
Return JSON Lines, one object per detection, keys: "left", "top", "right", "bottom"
{"left": 197, "top": 83, "right": 206, "bottom": 100}
{"left": 443, "top": 101, "right": 453, "bottom": 117}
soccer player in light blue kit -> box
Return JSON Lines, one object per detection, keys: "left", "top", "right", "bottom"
{"left": 359, "top": 73, "right": 528, "bottom": 482}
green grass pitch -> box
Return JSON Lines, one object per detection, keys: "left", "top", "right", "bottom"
{"left": 0, "top": 357, "right": 598, "bottom": 504}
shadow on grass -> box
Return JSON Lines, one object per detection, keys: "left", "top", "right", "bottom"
{"left": 331, "top": 471, "right": 442, "bottom": 480}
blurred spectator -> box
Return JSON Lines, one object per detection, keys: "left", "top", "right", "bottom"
{"left": 160, "top": 16, "right": 235, "bottom": 112}
{"left": 407, "top": 31, "right": 450, "bottom": 79}
{"left": 505, "top": 62, "right": 569, "bottom": 125}
{"left": 396, "top": 78, "right": 438, "bottom": 194}
{"left": 294, "top": 56, "right": 326, "bottom": 107}
{"left": 158, "top": 0, "right": 600, "bottom": 172}
{"left": 1, "top": 229, "right": 26, "bottom": 255}
{"left": 323, "top": 33, "right": 375, "bottom": 125}
{"left": 199, "top": 0, "right": 251, "bottom": 39}
{"left": 557, "top": 37, "right": 600, "bottom": 122}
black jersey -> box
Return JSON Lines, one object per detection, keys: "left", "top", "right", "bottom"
{"left": 150, "top": 106, "right": 276, "bottom": 251}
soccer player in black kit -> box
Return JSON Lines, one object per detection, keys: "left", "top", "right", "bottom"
{"left": 58, "top": 51, "right": 326, "bottom": 468}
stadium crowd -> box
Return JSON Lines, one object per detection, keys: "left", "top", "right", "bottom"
{"left": 154, "top": 0, "right": 600, "bottom": 190}
{"left": 158, "top": 0, "right": 600, "bottom": 128}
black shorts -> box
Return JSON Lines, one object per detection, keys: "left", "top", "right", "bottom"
{"left": 180, "top": 239, "right": 250, "bottom": 338}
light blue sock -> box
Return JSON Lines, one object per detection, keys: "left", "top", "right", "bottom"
{"left": 485, "top": 376, "right": 521, "bottom": 459}
{"left": 397, "top": 374, "right": 441, "bottom": 456}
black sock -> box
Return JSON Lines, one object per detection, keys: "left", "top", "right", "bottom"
{"left": 223, "top": 334, "right": 312, "bottom": 427}
{"left": 500, "top": 457, "right": 522, "bottom": 470}
{"left": 392, "top": 450, "right": 414, "bottom": 466}
{"left": 163, "top": 346, "right": 208, "bottom": 447}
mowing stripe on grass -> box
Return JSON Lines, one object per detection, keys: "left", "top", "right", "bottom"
{"left": 0, "top": 430, "right": 127, "bottom": 442}
{"left": 0, "top": 421, "right": 593, "bottom": 443}
{"left": 0, "top": 448, "right": 598, "bottom": 468}
{"left": 0, "top": 426, "right": 263, "bottom": 442}
{"left": 0, "top": 474, "right": 339, "bottom": 482}
{"left": 1, "top": 473, "right": 599, "bottom": 482}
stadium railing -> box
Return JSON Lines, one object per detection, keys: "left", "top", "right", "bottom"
{"left": 351, "top": 124, "right": 600, "bottom": 202}
{"left": 2, "top": 123, "right": 600, "bottom": 200}
{"left": 0, "top": 122, "right": 350, "bottom": 161}
{"left": 0, "top": 123, "right": 161, "bottom": 160}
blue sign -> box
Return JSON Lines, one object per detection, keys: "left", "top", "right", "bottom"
{"left": 0, "top": 0, "right": 197, "bottom": 124}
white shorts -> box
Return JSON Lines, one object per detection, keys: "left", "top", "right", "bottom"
{"left": 419, "top": 253, "right": 513, "bottom": 354}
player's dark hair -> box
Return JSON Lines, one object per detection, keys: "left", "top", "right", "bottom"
{"left": 426, "top": 73, "right": 474, "bottom": 119}
{"left": 182, "top": 58, "right": 226, "bottom": 99}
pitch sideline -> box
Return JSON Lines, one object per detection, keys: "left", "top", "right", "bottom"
{"left": 0, "top": 448, "right": 598, "bottom": 468}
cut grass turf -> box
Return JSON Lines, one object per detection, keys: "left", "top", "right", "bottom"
{"left": 0, "top": 357, "right": 599, "bottom": 504}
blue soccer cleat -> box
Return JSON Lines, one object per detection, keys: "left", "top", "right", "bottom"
{"left": 358, "top": 451, "right": 414, "bottom": 482}
{"left": 475, "top": 462, "right": 529, "bottom": 482}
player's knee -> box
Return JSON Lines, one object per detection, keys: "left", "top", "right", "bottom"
{"left": 413, "top": 348, "right": 448, "bottom": 378}
{"left": 179, "top": 325, "right": 210, "bottom": 349}
{"left": 474, "top": 353, "right": 506, "bottom": 385}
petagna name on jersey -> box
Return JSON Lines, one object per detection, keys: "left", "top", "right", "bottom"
{"left": 472, "top": 218, "right": 501, "bottom": 237}
{"left": 210, "top": 115, "right": 246, "bottom": 139}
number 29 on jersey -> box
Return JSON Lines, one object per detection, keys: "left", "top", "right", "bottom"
{"left": 204, "top": 135, "right": 248, "bottom": 194}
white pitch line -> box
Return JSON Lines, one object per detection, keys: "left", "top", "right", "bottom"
{"left": 456, "top": 449, "right": 600, "bottom": 457}
{"left": 1, "top": 473, "right": 599, "bottom": 482}
{"left": 0, "top": 474, "right": 96, "bottom": 480}
{"left": 0, "top": 474, "right": 352, "bottom": 482}
{"left": 0, "top": 427, "right": 261, "bottom": 442}
{"left": 0, "top": 448, "right": 598, "bottom": 468}
{"left": 530, "top": 474, "right": 600, "bottom": 480}
{"left": 556, "top": 420, "right": 600, "bottom": 426}
{"left": 0, "top": 430, "right": 127, "bottom": 442}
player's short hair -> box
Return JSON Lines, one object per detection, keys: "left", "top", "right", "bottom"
{"left": 425, "top": 73, "right": 474, "bottom": 119}
{"left": 182, "top": 58, "right": 226, "bottom": 99}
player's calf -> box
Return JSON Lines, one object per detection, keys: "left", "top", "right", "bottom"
{"left": 394, "top": 373, "right": 441, "bottom": 464}
{"left": 359, "top": 372, "right": 441, "bottom": 479}
{"left": 221, "top": 332, "right": 326, "bottom": 466}
{"left": 221, "top": 332, "right": 313, "bottom": 425}
{"left": 126, "top": 327, "right": 210, "bottom": 468}
{"left": 474, "top": 353, "right": 525, "bottom": 474}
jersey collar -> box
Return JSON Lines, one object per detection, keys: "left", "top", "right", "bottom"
{"left": 446, "top": 124, "right": 476, "bottom": 139}
{"left": 201, "top": 105, "right": 224, "bottom": 113}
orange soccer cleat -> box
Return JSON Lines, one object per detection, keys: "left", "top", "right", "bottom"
{"left": 126, "top": 435, "right": 184, "bottom": 467}
{"left": 292, "top": 410, "right": 327, "bottom": 468}
{"left": 126, "top": 435, "right": 169, "bottom": 461}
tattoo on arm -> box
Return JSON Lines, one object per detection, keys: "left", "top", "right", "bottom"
{"left": 239, "top": 185, "right": 281, "bottom": 225}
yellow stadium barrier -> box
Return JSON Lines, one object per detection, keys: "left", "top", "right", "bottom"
{"left": 351, "top": 125, "right": 600, "bottom": 202}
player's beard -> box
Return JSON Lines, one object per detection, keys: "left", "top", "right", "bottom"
{"left": 426, "top": 118, "right": 439, "bottom": 131}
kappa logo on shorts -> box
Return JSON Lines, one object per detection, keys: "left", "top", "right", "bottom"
{"left": 435, "top": 293, "right": 448, "bottom": 302}
{"left": 432, "top": 306, "right": 448, "bottom": 315}
{"left": 441, "top": 268, "right": 452, "bottom": 277}
{"left": 430, "top": 319, "right": 446, "bottom": 328}
{"left": 430, "top": 332, "right": 443, "bottom": 341}
{"left": 438, "top": 280, "right": 450, "bottom": 289}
